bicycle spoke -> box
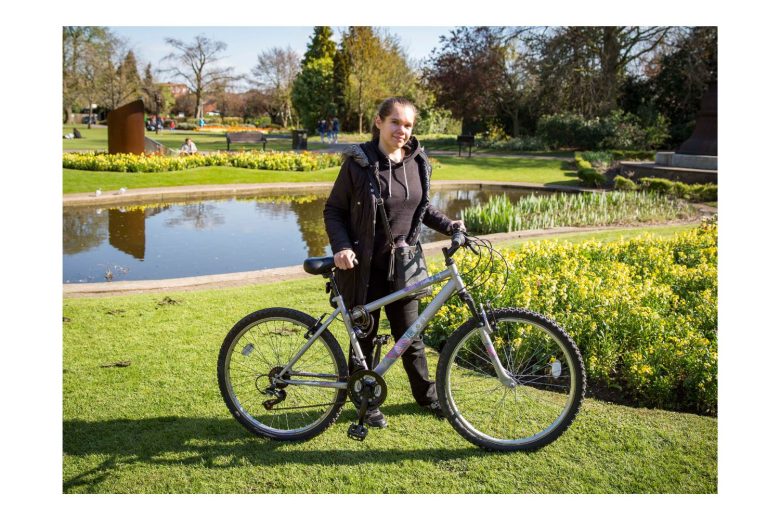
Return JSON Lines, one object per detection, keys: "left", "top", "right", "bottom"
{"left": 443, "top": 312, "right": 583, "bottom": 449}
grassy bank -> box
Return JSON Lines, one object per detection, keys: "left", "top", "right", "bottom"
{"left": 63, "top": 156, "right": 577, "bottom": 194}
{"left": 63, "top": 225, "right": 716, "bottom": 493}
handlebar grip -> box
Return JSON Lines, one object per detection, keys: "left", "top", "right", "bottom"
{"left": 452, "top": 232, "right": 466, "bottom": 247}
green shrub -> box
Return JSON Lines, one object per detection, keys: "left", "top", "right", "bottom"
{"left": 580, "top": 151, "right": 613, "bottom": 167}
{"left": 637, "top": 177, "right": 717, "bottom": 202}
{"left": 422, "top": 219, "right": 718, "bottom": 415}
{"left": 574, "top": 157, "right": 593, "bottom": 171}
{"left": 612, "top": 150, "right": 656, "bottom": 161}
{"left": 462, "top": 191, "right": 697, "bottom": 234}
{"left": 537, "top": 112, "right": 603, "bottom": 149}
{"left": 537, "top": 111, "right": 670, "bottom": 151}
{"left": 484, "top": 136, "right": 549, "bottom": 151}
{"left": 176, "top": 123, "right": 196, "bottom": 131}
{"left": 578, "top": 168, "right": 607, "bottom": 187}
{"left": 614, "top": 175, "right": 638, "bottom": 191}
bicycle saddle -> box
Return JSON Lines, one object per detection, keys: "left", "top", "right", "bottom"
{"left": 303, "top": 256, "right": 335, "bottom": 275}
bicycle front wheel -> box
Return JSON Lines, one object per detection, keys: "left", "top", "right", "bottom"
{"left": 218, "top": 307, "right": 348, "bottom": 441}
{"left": 437, "top": 308, "right": 585, "bottom": 451}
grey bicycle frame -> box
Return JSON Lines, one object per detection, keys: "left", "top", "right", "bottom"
{"left": 275, "top": 260, "right": 515, "bottom": 389}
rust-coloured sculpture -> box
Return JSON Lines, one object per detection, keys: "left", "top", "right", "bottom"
{"left": 108, "top": 100, "right": 145, "bottom": 155}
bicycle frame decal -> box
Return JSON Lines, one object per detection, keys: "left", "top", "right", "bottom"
{"left": 373, "top": 275, "right": 461, "bottom": 375}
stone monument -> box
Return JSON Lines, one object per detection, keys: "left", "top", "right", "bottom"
{"left": 621, "top": 81, "right": 718, "bottom": 184}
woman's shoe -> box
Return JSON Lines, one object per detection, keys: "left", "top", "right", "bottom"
{"left": 365, "top": 409, "right": 388, "bottom": 428}
{"left": 425, "top": 401, "right": 446, "bottom": 420}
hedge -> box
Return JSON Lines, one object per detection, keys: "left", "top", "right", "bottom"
{"left": 422, "top": 219, "right": 718, "bottom": 415}
{"left": 63, "top": 150, "right": 342, "bottom": 173}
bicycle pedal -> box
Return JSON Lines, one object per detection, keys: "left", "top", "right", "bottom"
{"left": 347, "top": 423, "right": 369, "bottom": 441}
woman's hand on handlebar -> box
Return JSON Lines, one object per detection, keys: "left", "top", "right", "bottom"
{"left": 451, "top": 220, "right": 467, "bottom": 233}
{"left": 334, "top": 249, "right": 358, "bottom": 270}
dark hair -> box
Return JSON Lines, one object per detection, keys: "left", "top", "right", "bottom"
{"left": 371, "top": 97, "right": 417, "bottom": 140}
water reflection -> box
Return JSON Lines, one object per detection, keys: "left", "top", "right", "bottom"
{"left": 63, "top": 186, "right": 546, "bottom": 282}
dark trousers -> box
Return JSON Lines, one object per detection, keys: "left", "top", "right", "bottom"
{"left": 348, "top": 262, "right": 438, "bottom": 407}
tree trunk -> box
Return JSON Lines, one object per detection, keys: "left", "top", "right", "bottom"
{"left": 599, "top": 27, "right": 621, "bottom": 115}
{"left": 195, "top": 90, "right": 203, "bottom": 120}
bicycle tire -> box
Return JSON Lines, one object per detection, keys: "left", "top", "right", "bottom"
{"left": 436, "top": 307, "right": 585, "bottom": 451}
{"left": 218, "top": 307, "right": 348, "bottom": 441}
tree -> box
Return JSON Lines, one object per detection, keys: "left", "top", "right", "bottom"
{"left": 160, "top": 35, "right": 240, "bottom": 119}
{"left": 291, "top": 56, "right": 335, "bottom": 131}
{"left": 141, "top": 63, "right": 174, "bottom": 116}
{"left": 651, "top": 27, "right": 717, "bottom": 145}
{"left": 338, "top": 27, "right": 419, "bottom": 133}
{"left": 527, "top": 26, "right": 672, "bottom": 118}
{"left": 425, "top": 27, "right": 507, "bottom": 134}
{"left": 303, "top": 26, "right": 337, "bottom": 62}
{"left": 103, "top": 48, "right": 143, "bottom": 110}
{"left": 339, "top": 27, "right": 385, "bottom": 134}
{"left": 251, "top": 46, "right": 300, "bottom": 127}
{"left": 79, "top": 33, "right": 115, "bottom": 128}
{"left": 291, "top": 27, "right": 338, "bottom": 131}
{"left": 62, "top": 26, "right": 111, "bottom": 124}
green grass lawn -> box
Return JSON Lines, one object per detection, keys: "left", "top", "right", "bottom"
{"left": 63, "top": 156, "right": 577, "bottom": 194}
{"left": 62, "top": 226, "right": 716, "bottom": 493}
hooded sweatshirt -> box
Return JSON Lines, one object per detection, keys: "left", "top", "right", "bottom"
{"left": 367, "top": 138, "right": 424, "bottom": 257}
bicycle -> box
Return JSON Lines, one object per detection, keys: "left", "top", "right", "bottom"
{"left": 217, "top": 230, "right": 586, "bottom": 451}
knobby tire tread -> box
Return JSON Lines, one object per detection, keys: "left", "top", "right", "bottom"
{"left": 217, "top": 307, "right": 348, "bottom": 441}
{"left": 436, "top": 307, "right": 586, "bottom": 452}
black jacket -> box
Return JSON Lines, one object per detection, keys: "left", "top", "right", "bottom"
{"left": 324, "top": 137, "right": 454, "bottom": 308}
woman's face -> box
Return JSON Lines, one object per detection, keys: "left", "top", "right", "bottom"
{"left": 375, "top": 104, "right": 415, "bottom": 153}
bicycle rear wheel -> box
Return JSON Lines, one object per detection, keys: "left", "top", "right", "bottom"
{"left": 437, "top": 308, "right": 585, "bottom": 451}
{"left": 218, "top": 307, "right": 348, "bottom": 441}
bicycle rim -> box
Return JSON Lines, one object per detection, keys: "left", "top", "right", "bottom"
{"left": 444, "top": 315, "right": 580, "bottom": 448}
{"left": 223, "top": 317, "right": 343, "bottom": 437}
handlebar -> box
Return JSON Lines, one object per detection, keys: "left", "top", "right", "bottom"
{"left": 444, "top": 231, "right": 469, "bottom": 258}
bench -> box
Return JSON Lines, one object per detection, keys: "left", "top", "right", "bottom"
{"left": 457, "top": 135, "right": 475, "bottom": 158}
{"left": 226, "top": 132, "right": 267, "bottom": 151}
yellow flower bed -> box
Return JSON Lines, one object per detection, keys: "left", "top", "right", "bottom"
{"left": 63, "top": 151, "right": 342, "bottom": 173}
{"left": 423, "top": 218, "right": 718, "bottom": 415}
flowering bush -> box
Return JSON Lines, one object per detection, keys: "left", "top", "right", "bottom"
{"left": 422, "top": 219, "right": 718, "bottom": 415}
{"left": 63, "top": 151, "right": 342, "bottom": 173}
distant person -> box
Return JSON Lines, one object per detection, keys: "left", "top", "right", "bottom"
{"left": 156, "top": 117, "right": 163, "bottom": 134}
{"left": 326, "top": 118, "right": 333, "bottom": 143}
{"left": 317, "top": 119, "right": 326, "bottom": 143}
{"left": 199, "top": 117, "right": 206, "bottom": 128}
{"left": 331, "top": 117, "right": 340, "bottom": 143}
{"left": 180, "top": 138, "right": 198, "bottom": 155}
{"left": 169, "top": 120, "right": 176, "bottom": 131}
{"left": 73, "top": 128, "right": 82, "bottom": 139}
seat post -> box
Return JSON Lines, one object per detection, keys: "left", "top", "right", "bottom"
{"left": 325, "top": 271, "right": 340, "bottom": 297}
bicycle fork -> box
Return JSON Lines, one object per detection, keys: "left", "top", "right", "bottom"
{"left": 458, "top": 290, "right": 516, "bottom": 388}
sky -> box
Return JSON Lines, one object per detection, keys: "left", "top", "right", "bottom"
{"left": 109, "top": 26, "right": 457, "bottom": 88}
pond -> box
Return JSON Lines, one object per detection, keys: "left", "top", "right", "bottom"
{"left": 63, "top": 186, "right": 547, "bottom": 283}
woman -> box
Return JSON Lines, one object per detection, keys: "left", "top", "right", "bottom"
{"left": 324, "top": 97, "right": 464, "bottom": 428}
{"left": 179, "top": 138, "right": 198, "bottom": 155}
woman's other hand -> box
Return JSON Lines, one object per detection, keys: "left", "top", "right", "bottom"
{"left": 334, "top": 249, "right": 358, "bottom": 270}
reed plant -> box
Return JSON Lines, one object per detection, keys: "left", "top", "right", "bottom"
{"left": 463, "top": 191, "right": 697, "bottom": 234}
